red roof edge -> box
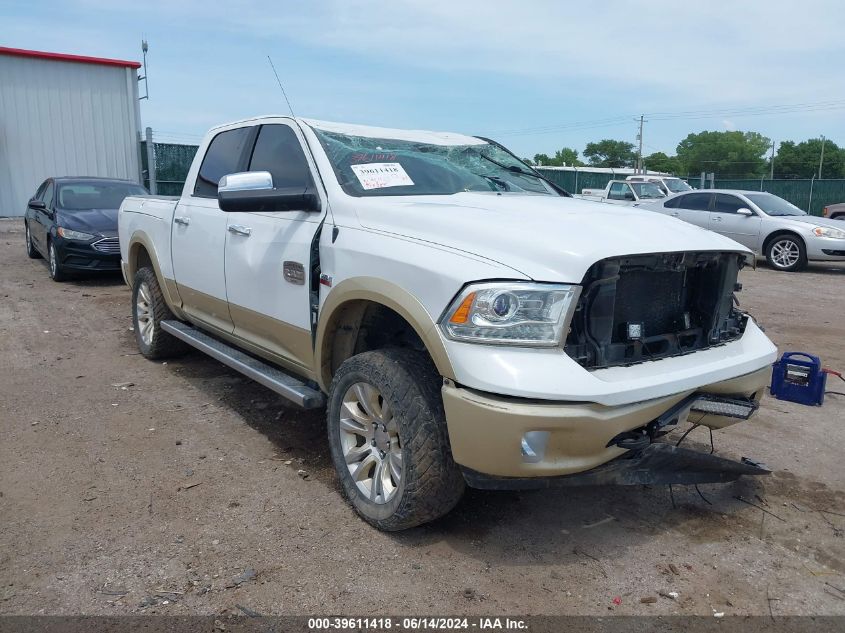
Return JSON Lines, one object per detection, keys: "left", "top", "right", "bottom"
{"left": 0, "top": 46, "right": 141, "bottom": 69}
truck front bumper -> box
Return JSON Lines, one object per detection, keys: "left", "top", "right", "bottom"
{"left": 442, "top": 366, "right": 769, "bottom": 481}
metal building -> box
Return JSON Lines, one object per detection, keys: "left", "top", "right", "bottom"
{"left": 0, "top": 47, "right": 142, "bottom": 217}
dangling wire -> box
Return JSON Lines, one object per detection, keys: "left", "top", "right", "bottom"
{"left": 675, "top": 424, "right": 699, "bottom": 447}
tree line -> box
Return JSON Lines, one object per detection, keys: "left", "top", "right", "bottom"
{"left": 526, "top": 131, "right": 845, "bottom": 179}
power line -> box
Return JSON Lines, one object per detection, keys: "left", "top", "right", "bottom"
{"left": 493, "top": 99, "right": 845, "bottom": 137}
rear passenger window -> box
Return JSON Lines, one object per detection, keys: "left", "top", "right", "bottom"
{"left": 248, "top": 125, "right": 313, "bottom": 189}
{"left": 194, "top": 127, "right": 253, "bottom": 198}
{"left": 713, "top": 194, "right": 745, "bottom": 214}
{"left": 677, "top": 192, "right": 711, "bottom": 211}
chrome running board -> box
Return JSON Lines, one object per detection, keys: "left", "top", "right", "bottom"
{"left": 160, "top": 320, "right": 326, "bottom": 409}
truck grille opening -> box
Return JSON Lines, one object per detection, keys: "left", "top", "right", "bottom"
{"left": 564, "top": 251, "right": 748, "bottom": 369}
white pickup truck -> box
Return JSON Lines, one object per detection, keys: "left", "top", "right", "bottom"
{"left": 578, "top": 179, "right": 667, "bottom": 206}
{"left": 119, "top": 116, "right": 777, "bottom": 530}
{"left": 627, "top": 174, "right": 694, "bottom": 195}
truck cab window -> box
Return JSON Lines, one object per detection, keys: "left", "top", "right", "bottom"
{"left": 248, "top": 125, "right": 313, "bottom": 189}
{"left": 608, "top": 182, "right": 626, "bottom": 200}
{"left": 194, "top": 127, "right": 253, "bottom": 198}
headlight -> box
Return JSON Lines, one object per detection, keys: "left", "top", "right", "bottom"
{"left": 812, "top": 226, "right": 845, "bottom": 239}
{"left": 440, "top": 282, "right": 580, "bottom": 346}
{"left": 57, "top": 227, "right": 95, "bottom": 241}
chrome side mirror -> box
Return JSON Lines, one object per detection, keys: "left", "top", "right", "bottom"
{"left": 737, "top": 207, "right": 754, "bottom": 216}
{"left": 217, "top": 171, "right": 321, "bottom": 213}
{"left": 218, "top": 171, "right": 274, "bottom": 192}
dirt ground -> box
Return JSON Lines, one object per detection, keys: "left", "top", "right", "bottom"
{"left": 1, "top": 216, "right": 844, "bottom": 617}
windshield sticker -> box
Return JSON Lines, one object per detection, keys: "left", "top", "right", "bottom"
{"left": 350, "top": 163, "right": 414, "bottom": 190}
{"left": 351, "top": 152, "right": 397, "bottom": 163}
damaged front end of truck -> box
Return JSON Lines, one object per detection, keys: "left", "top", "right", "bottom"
{"left": 458, "top": 250, "right": 772, "bottom": 491}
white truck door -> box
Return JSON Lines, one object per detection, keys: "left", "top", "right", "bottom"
{"left": 223, "top": 123, "right": 324, "bottom": 372}
{"left": 171, "top": 126, "right": 255, "bottom": 334}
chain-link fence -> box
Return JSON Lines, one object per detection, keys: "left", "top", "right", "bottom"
{"left": 140, "top": 129, "right": 200, "bottom": 196}
{"left": 536, "top": 168, "right": 633, "bottom": 195}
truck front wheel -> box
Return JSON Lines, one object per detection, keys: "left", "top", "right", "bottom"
{"left": 327, "top": 348, "right": 465, "bottom": 530}
{"left": 131, "top": 267, "right": 187, "bottom": 359}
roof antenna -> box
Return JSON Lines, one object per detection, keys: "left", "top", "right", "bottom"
{"left": 267, "top": 55, "right": 295, "bottom": 117}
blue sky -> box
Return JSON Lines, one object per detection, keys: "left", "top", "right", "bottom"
{"left": 3, "top": 0, "right": 845, "bottom": 161}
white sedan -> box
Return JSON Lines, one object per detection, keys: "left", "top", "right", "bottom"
{"left": 641, "top": 190, "right": 845, "bottom": 271}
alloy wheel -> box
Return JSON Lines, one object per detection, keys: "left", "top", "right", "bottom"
{"left": 338, "top": 382, "right": 403, "bottom": 504}
{"left": 49, "top": 243, "right": 57, "bottom": 275}
{"left": 770, "top": 238, "right": 800, "bottom": 269}
{"left": 135, "top": 281, "right": 155, "bottom": 346}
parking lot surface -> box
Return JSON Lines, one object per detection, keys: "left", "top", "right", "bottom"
{"left": 1, "top": 217, "right": 843, "bottom": 616}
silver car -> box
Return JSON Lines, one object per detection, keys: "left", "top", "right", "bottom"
{"left": 642, "top": 190, "right": 845, "bottom": 272}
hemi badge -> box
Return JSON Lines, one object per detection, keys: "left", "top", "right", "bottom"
{"left": 319, "top": 274, "right": 333, "bottom": 287}
{"left": 283, "top": 261, "right": 305, "bottom": 285}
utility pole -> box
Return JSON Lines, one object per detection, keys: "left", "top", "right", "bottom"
{"left": 636, "top": 115, "right": 645, "bottom": 173}
{"left": 819, "top": 135, "right": 826, "bottom": 179}
{"left": 769, "top": 141, "right": 775, "bottom": 180}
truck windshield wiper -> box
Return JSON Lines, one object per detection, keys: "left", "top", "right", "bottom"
{"left": 479, "top": 174, "right": 511, "bottom": 191}
{"left": 476, "top": 152, "right": 571, "bottom": 197}
{"left": 478, "top": 152, "right": 540, "bottom": 180}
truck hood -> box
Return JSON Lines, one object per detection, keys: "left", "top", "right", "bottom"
{"left": 353, "top": 193, "right": 753, "bottom": 281}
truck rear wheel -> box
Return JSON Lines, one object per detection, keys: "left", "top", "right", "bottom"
{"left": 327, "top": 348, "right": 465, "bottom": 531}
{"left": 132, "top": 267, "right": 187, "bottom": 359}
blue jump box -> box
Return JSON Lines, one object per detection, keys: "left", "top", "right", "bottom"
{"left": 770, "top": 352, "right": 827, "bottom": 406}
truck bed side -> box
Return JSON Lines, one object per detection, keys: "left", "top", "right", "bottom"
{"left": 118, "top": 195, "right": 180, "bottom": 285}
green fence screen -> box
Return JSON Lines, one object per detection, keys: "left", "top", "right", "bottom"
{"left": 536, "top": 168, "right": 632, "bottom": 195}
{"left": 140, "top": 141, "right": 199, "bottom": 196}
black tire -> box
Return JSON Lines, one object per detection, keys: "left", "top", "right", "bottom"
{"left": 131, "top": 267, "right": 188, "bottom": 359}
{"left": 327, "top": 348, "right": 465, "bottom": 531}
{"left": 765, "top": 233, "right": 807, "bottom": 272}
{"left": 25, "top": 223, "right": 41, "bottom": 259}
{"left": 47, "top": 239, "right": 67, "bottom": 281}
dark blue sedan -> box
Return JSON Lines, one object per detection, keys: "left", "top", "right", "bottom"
{"left": 24, "top": 177, "right": 148, "bottom": 281}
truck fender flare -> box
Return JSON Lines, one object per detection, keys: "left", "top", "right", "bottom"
{"left": 314, "top": 277, "right": 455, "bottom": 392}
{"left": 126, "top": 231, "right": 183, "bottom": 315}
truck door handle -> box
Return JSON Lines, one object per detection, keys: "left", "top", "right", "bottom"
{"left": 712, "top": 216, "right": 722, "bottom": 222}
{"left": 228, "top": 225, "right": 252, "bottom": 236}
{"left": 670, "top": 212, "right": 680, "bottom": 217}
{"left": 174, "top": 216, "right": 190, "bottom": 226}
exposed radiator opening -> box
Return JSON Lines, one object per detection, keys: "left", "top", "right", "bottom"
{"left": 564, "top": 251, "right": 748, "bottom": 369}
